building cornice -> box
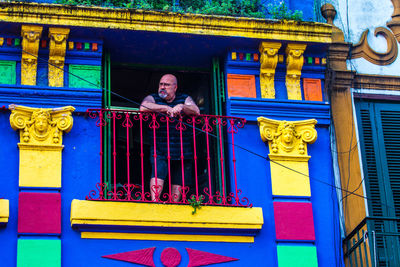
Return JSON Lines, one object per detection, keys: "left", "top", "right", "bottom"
{"left": 353, "top": 74, "right": 400, "bottom": 91}
{"left": 0, "top": 2, "right": 332, "bottom": 43}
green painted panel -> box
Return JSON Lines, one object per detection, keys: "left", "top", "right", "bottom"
{"left": 277, "top": 245, "right": 318, "bottom": 267}
{"left": 69, "top": 64, "right": 101, "bottom": 89}
{"left": 17, "top": 239, "right": 61, "bottom": 267}
{"left": 0, "top": 60, "right": 16, "bottom": 85}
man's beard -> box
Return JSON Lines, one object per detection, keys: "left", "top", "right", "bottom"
{"left": 159, "top": 90, "right": 168, "bottom": 99}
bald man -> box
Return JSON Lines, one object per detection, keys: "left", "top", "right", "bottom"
{"left": 140, "top": 74, "right": 200, "bottom": 202}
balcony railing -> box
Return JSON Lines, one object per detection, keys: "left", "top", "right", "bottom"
{"left": 344, "top": 217, "right": 400, "bottom": 267}
{"left": 85, "top": 108, "right": 252, "bottom": 207}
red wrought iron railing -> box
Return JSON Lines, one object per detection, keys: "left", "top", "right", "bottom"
{"left": 85, "top": 108, "right": 251, "bottom": 207}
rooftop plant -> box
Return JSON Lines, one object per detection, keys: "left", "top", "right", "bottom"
{"left": 56, "top": 0, "right": 303, "bottom": 20}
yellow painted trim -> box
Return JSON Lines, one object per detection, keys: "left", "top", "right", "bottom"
{"left": 71, "top": 200, "right": 263, "bottom": 230}
{"left": 0, "top": 199, "right": 9, "bottom": 224}
{"left": 0, "top": 3, "right": 332, "bottom": 43}
{"left": 81, "top": 232, "right": 254, "bottom": 243}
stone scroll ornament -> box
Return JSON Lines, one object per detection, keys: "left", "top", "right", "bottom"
{"left": 9, "top": 105, "right": 74, "bottom": 146}
{"left": 257, "top": 117, "right": 317, "bottom": 158}
{"left": 21, "top": 25, "right": 43, "bottom": 86}
{"left": 48, "top": 28, "right": 70, "bottom": 87}
{"left": 285, "top": 44, "right": 307, "bottom": 100}
{"left": 259, "top": 42, "right": 282, "bottom": 99}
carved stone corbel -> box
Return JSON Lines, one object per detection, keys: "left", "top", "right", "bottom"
{"left": 21, "top": 25, "right": 43, "bottom": 86}
{"left": 9, "top": 104, "right": 74, "bottom": 188}
{"left": 48, "top": 28, "right": 70, "bottom": 87}
{"left": 259, "top": 42, "right": 282, "bottom": 99}
{"left": 257, "top": 117, "right": 317, "bottom": 158}
{"left": 285, "top": 44, "right": 306, "bottom": 100}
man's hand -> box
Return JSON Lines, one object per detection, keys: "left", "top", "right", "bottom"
{"left": 168, "top": 104, "right": 184, "bottom": 117}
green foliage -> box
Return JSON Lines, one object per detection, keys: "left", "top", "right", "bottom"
{"left": 56, "top": 0, "right": 302, "bottom": 21}
{"left": 198, "top": 0, "right": 264, "bottom": 18}
{"left": 188, "top": 195, "right": 204, "bottom": 215}
{"left": 267, "top": 1, "right": 303, "bottom": 21}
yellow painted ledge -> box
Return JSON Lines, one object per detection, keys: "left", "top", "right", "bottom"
{"left": 0, "top": 199, "right": 10, "bottom": 224}
{"left": 71, "top": 200, "right": 263, "bottom": 242}
{"left": 71, "top": 199, "right": 263, "bottom": 229}
{"left": 0, "top": 2, "right": 332, "bottom": 43}
{"left": 81, "top": 232, "right": 255, "bottom": 243}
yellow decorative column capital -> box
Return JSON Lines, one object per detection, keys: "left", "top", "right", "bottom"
{"left": 259, "top": 42, "right": 282, "bottom": 99}
{"left": 48, "top": 28, "right": 70, "bottom": 87}
{"left": 257, "top": 117, "right": 317, "bottom": 196}
{"left": 285, "top": 44, "right": 307, "bottom": 100}
{"left": 21, "top": 25, "right": 43, "bottom": 86}
{"left": 9, "top": 105, "right": 74, "bottom": 187}
{"left": 258, "top": 117, "right": 317, "bottom": 158}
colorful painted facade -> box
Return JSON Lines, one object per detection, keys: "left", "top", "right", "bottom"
{"left": 0, "top": 1, "right": 345, "bottom": 266}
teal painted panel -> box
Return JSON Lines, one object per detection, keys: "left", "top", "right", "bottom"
{"left": 277, "top": 245, "right": 318, "bottom": 267}
{"left": 17, "top": 239, "right": 61, "bottom": 267}
{"left": 69, "top": 64, "right": 101, "bottom": 89}
{"left": 0, "top": 60, "right": 16, "bottom": 85}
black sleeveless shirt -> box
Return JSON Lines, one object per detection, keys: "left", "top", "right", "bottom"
{"left": 150, "top": 93, "right": 193, "bottom": 160}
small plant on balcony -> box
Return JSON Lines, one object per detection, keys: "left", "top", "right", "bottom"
{"left": 188, "top": 195, "right": 204, "bottom": 215}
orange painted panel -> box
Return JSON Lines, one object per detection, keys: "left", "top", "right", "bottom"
{"left": 227, "top": 74, "right": 256, "bottom": 98}
{"left": 303, "top": 78, "right": 322, "bottom": 101}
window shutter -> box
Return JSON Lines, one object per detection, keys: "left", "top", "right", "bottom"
{"left": 357, "top": 103, "right": 384, "bottom": 217}
{"left": 356, "top": 101, "right": 400, "bottom": 266}
{"left": 380, "top": 109, "right": 400, "bottom": 219}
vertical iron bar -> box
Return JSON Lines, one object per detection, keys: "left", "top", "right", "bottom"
{"left": 152, "top": 113, "right": 159, "bottom": 201}
{"left": 357, "top": 231, "right": 364, "bottom": 267}
{"left": 362, "top": 229, "right": 370, "bottom": 267}
{"left": 167, "top": 117, "right": 172, "bottom": 202}
{"left": 179, "top": 117, "right": 186, "bottom": 203}
{"left": 353, "top": 238, "right": 359, "bottom": 267}
{"left": 349, "top": 238, "right": 354, "bottom": 267}
{"left": 217, "top": 118, "right": 226, "bottom": 204}
{"left": 125, "top": 112, "right": 131, "bottom": 200}
{"left": 139, "top": 113, "right": 145, "bottom": 201}
{"left": 99, "top": 111, "right": 104, "bottom": 199}
{"left": 205, "top": 117, "right": 213, "bottom": 204}
{"left": 192, "top": 117, "right": 199, "bottom": 198}
{"left": 112, "top": 112, "right": 117, "bottom": 200}
{"left": 230, "top": 119, "right": 238, "bottom": 204}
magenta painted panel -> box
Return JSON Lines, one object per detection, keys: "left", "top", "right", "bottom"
{"left": 160, "top": 247, "right": 181, "bottom": 267}
{"left": 186, "top": 248, "right": 238, "bottom": 267}
{"left": 273, "top": 202, "right": 315, "bottom": 241}
{"left": 18, "top": 192, "right": 61, "bottom": 234}
{"left": 102, "top": 247, "right": 155, "bottom": 267}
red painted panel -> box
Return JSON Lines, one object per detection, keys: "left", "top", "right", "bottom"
{"left": 160, "top": 247, "right": 181, "bottom": 267}
{"left": 303, "top": 78, "right": 323, "bottom": 101}
{"left": 18, "top": 192, "right": 61, "bottom": 234}
{"left": 186, "top": 248, "right": 238, "bottom": 267}
{"left": 273, "top": 202, "right": 315, "bottom": 241}
{"left": 102, "top": 247, "right": 155, "bottom": 266}
{"left": 227, "top": 74, "right": 256, "bottom": 98}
